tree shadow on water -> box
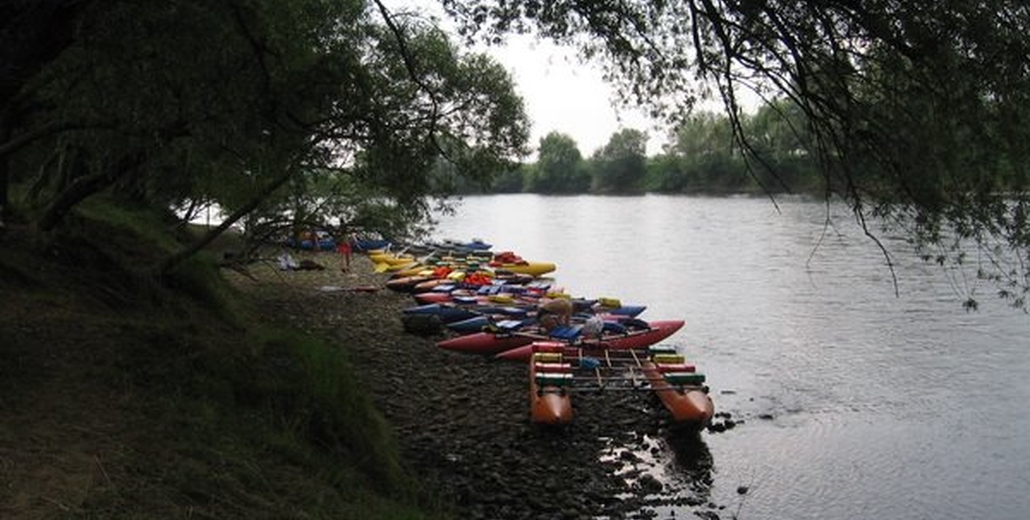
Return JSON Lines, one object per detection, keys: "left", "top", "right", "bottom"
{"left": 661, "top": 425, "right": 715, "bottom": 499}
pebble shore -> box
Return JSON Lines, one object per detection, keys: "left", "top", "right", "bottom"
{"left": 229, "top": 251, "right": 728, "bottom": 519}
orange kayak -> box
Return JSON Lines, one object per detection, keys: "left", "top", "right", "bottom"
{"left": 641, "top": 360, "right": 714, "bottom": 426}
{"left": 529, "top": 346, "right": 573, "bottom": 424}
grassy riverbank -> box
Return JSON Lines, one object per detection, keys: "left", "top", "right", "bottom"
{"left": 0, "top": 204, "right": 442, "bottom": 519}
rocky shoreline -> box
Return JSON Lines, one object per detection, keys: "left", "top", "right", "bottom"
{"left": 229, "top": 251, "right": 733, "bottom": 519}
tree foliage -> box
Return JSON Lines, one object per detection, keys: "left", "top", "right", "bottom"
{"left": 528, "top": 131, "right": 588, "bottom": 193}
{"left": 645, "top": 105, "right": 819, "bottom": 194}
{"left": 442, "top": 0, "right": 1030, "bottom": 308}
{"left": 1, "top": 0, "right": 529, "bottom": 272}
{"left": 744, "top": 100, "right": 820, "bottom": 193}
{"left": 659, "top": 112, "right": 744, "bottom": 193}
{"left": 487, "top": 163, "right": 528, "bottom": 193}
{"left": 590, "top": 128, "right": 647, "bottom": 194}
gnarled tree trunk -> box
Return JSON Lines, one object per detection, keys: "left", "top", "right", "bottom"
{"left": 160, "top": 169, "right": 296, "bottom": 276}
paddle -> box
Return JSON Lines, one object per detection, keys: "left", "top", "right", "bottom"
{"left": 416, "top": 248, "right": 440, "bottom": 265}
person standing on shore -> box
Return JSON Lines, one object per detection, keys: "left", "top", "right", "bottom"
{"left": 336, "top": 235, "right": 353, "bottom": 271}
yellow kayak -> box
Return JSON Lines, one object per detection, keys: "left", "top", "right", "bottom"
{"left": 394, "top": 260, "right": 555, "bottom": 278}
{"left": 368, "top": 252, "right": 417, "bottom": 265}
{"left": 374, "top": 249, "right": 556, "bottom": 278}
{"left": 492, "top": 261, "right": 557, "bottom": 277}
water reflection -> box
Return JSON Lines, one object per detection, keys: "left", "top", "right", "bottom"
{"left": 664, "top": 426, "right": 715, "bottom": 492}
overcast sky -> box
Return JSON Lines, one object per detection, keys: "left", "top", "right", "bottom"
{"left": 383, "top": 1, "right": 746, "bottom": 159}
{"left": 483, "top": 34, "right": 667, "bottom": 158}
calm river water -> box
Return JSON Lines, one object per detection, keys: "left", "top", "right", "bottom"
{"left": 432, "top": 194, "right": 1029, "bottom": 520}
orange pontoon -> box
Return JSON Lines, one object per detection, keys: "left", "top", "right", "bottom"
{"left": 528, "top": 343, "right": 573, "bottom": 424}
{"left": 641, "top": 358, "right": 714, "bottom": 426}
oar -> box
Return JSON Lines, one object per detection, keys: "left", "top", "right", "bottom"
{"left": 416, "top": 248, "right": 440, "bottom": 265}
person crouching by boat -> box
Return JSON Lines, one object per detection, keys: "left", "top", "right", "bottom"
{"left": 537, "top": 298, "right": 573, "bottom": 332}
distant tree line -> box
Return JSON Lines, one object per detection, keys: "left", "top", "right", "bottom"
{"left": 454, "top": 100, "right": 824, "bottom": 196}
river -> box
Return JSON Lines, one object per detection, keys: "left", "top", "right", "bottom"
{"left": 432, "top": 193, "right": 1029, "bottom": 520}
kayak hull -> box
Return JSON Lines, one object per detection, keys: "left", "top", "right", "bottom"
{"left": 402, "top": 303, "right": 481, "bottom": 324}
{"left": 368, "top": 253, "right": 418, "bottom": 266}
{"left": 529, "top": 352, "right": 573, "bottom": 424}
{"left": 642, "top": 361, "right": 714, "bottom": 426}
{"left": 495, "top": 262, "right": 557, "bottom": 277}
{"left": 353, "top": 239, "right": 392, "bottom": 251}
{"left": 412, "top": 292, "right": 453, "bottom": 304}
{"left": 446, "top": 315, "right": 491, "bottom": 334}
{"left": 494, "top": 320, "right": 686, "bottom": 361}
{"left": 437, "top": 333, "right": 533, "bottom": 355}
{"left": 385, "top": 275, "right": 434, "bottom": 292}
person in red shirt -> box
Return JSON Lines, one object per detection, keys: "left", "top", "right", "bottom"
{"left": 336, "top": 237, "right": 353, "bottom": 271}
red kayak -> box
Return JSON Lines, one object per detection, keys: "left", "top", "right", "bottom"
{"left": 494, "top": 320, "right": 685, "bottom": 361}
{"left": 435, "top": 319, "right": 685, "bottom": 358}
{"left": 436, "top": 332, "right": 535, "bottom": 355}
{"left": 412, "top": 292, "right": 454, "bottom": 304}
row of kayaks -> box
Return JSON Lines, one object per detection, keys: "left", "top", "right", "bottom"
{"left": 369, "top": 239, "right": 715, "bottom": 428}
{"left": 373, "top": 250, "right": 558, "bottom": 280}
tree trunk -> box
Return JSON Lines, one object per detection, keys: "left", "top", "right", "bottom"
{"left": 35, "top": 171, "right": 111, "bottom": 232}
{"left": 160, "top": 169, "right": 295, "bottom": 276}
{"left": 2, "top": 0, "right": 101, "bottom": 226}
{"left": 35, "top": 154, "right": 138, "bottom": 232}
